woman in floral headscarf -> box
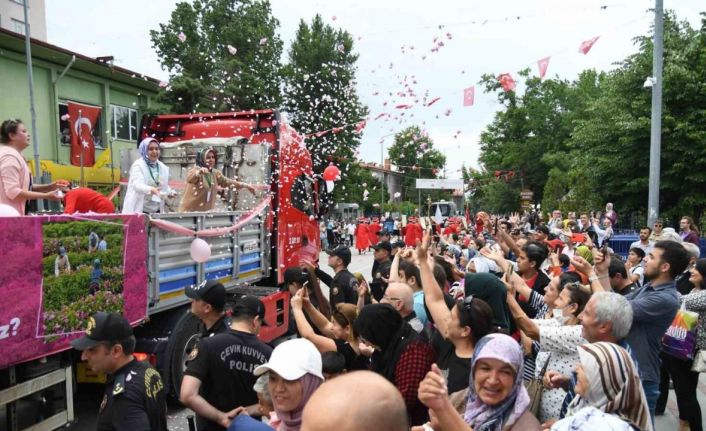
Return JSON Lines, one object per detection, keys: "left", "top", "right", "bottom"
{"left": 178, "top": 147, "right": 256, "bottom": 212}
{"left": 122, "top": 137, "right": 173, "bottom": 214}
{"left": 417, "top": 333, "right": 540, "bottom": 431}
{"left": 552, "top": 342, "right": 652, "bottom": 431}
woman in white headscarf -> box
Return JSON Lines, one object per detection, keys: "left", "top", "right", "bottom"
{"left": 122, "top": 137, "right": 173, "bottom": 214}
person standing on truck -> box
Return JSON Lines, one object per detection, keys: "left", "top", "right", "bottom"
{"left": 185, "top": 280, "right": 231, "bottom": 337}
{"left": 122, "top": 137, "right": 174, "bottom": 214}
{"left": 70, "top": 312, "right": 168, "bottom": 431}
{"left": 315, "top": 245, "right": 359, "bottom": 309}
{"left": 0, "top": 119, "right": 64, "bottom": 214}
{"left": 181, "top": 295, "right": 273, "bottom": 431}
{"left": 179, "top": 147, "right": 256, "bottom": 212}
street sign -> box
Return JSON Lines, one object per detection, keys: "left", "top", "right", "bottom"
{"left": 415, "top": 178, "right": 464, "bottom": 190}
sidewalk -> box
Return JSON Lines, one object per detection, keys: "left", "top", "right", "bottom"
{"left": 655, "top": 372, "right": 706, "bottom": 430}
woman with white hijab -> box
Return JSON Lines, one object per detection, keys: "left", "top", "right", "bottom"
{"left": 122, "top": 137, "right": 173, "bottom": 214}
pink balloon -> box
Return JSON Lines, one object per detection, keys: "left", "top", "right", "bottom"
{"left": 190, "top": 238, "right": 211, "bottom": 263}
{"left": 0, "top": 204, "right": 20, "bottom": 217}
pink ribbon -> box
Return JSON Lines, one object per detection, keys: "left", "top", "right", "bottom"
{"left": 149, "top": 196, "right": 271, "bottom": 238}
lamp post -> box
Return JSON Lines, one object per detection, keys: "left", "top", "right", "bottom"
{"left": 647, "top": 0, "right": 663, "bottom": 226}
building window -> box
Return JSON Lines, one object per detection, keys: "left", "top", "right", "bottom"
{"left": 58, "top": 102, "right": 104, "bottom": 148}
{"left": 110, "top": 105, "right": 138, "bottom": 141}
{"left": 11, "top": 18, "right": 25, "bottom": 36}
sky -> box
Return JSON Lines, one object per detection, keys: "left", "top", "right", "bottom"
{"left": 46, "top": 0, "right": 704, "bottom": 180}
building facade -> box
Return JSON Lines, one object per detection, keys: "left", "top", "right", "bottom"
{"left": 0, "top": 28, "right": 160, "bottom": 185}
{"left": 0, "top": 0, "right": 46, "bottom": 41}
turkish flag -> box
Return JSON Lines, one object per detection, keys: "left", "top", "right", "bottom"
{"left": 498, "top": 74, "right": 516, "bottom": 92}
{"left": 537, "top": 57, "right": 551, "bottom": 79}
{"left": 578, "top": 36, "right": 600, "bottom": 55}
{"left": 463, "top": 86, "right": 475, "bottom": 106}
{"left": 68, "top": 102, "right": 100, "bottom": 167}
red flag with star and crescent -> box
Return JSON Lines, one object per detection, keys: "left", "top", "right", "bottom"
{"left": 68, "top": 102, "right": 101, "bottom": 167}
{"left": 537, "top": 57, "right": 551, "bottom": 79}
{"left": 463, "top": 86, "right": 475, "bottom": 106}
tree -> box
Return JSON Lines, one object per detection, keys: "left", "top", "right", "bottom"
{"left": 334, "top": 162, "right": 383, "bottom": 213}
{"left": 387, "top": 126, "right": 445, "bottom": 202}
{"left": 150, "top": 0, "right": 284, "bottom": 113}
{"left": 282, "top": 14, "right": 368, "bottom": 201}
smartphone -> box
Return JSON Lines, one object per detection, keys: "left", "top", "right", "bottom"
{"left": 505, "top": 263, "right": 514, "bottom": 282}
{"left": 600, "top": 243, "right": 610, "bottom": 256}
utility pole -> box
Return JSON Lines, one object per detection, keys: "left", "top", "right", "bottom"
{"left": 23, "top": 0, "right": 43, "bottom": 211}
{"left": 380, "top": 140, "right": 384, "bottom": 214}
{"left": 647, "top": 0, "right": 663, "bottom": 226}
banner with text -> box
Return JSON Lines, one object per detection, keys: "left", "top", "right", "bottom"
{"left": 415, "top": 178, "right": 464, "bottom": 190}
{"left": 0, "top": 214, "right": 148, "bottom": 369}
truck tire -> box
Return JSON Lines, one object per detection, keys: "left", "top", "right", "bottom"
{"left": 164, "top": 310, "right": 201, "bottom": 402}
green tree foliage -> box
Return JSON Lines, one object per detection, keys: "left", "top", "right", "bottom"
{"left": 150, "top": 0, "right": 284, "bottom": 113}
{"left": 335, "top": 163, "right": 383, "bottom": 213}
{"left": 388, "top": 126, "right": 446, "bottom": 202}
{"left": 476, "top": 12, "right": 706, "bottom": 224}
{"left": 282, "top": 14, "right": 368, "bottom": 200}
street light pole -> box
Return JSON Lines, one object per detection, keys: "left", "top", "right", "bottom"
{"left": 22, "top": 0, "right": 43, "bottom": 211}
{"left": 380, "top": 140, "right": 384, "bottom": 214}
{"left": 647, "top": 0, "right": 663, "bottom": 226}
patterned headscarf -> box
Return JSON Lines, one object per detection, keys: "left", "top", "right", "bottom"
{"left": 464, "top": 333, "right": 530, "bottom": 431}
{"left": 195, "top": 147, "right": 217, "bottom": 171}
{"left": 138, "top": 138, "right": 159, "bottom": 168}
{"left": 566, "top": 342, "right": 653, "bottom": 431}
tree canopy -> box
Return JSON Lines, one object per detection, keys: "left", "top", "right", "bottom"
{"left": 473, "top": 12, "right": 706, "bottom": 226}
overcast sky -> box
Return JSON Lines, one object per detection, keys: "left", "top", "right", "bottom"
{"left": 46, "top": 0, "right": 704, "bottom": 179}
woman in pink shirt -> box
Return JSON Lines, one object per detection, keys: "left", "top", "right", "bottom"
{"left": 0, "top": 119, "right": 63, "bottom": 214}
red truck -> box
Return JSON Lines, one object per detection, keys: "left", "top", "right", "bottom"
{"left": 0, "top": 109, "right": 329, "bottom": 430}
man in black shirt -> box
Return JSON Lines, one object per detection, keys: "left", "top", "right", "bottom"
{"left": 186, "top": 280, "right": 231, "bottom": 337}
{"left": 71, "top": 312, "right": 167, "bottom": 431}
{"left": 181, "top": 295, "right": 273, "bottom": 431}
{"left": 608, "top": 257, "right": 638, "bottom": 296}
{"left": 370, "top": 241, "right": 392, "bottom": 301}
{"left": 315, "top": 245, "right": 358, "bottom": 308}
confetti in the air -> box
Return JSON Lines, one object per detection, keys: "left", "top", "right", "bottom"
{"left": 178, "top": 32, "right": 186, "bottom": 42}
{"left": 227, "top": 45, "right": 237, "bottom": 55}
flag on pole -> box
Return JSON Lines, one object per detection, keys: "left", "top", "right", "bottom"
{"left": 68, "top": 102, "right": 101, "bottom": 167}
{"left": 537, "top": 57, "right": 551, "bottom": 79}
{"left": 463, "top": 86, "right": 475, "bottom": 106}
{"left": 578, "top": 36, "right": 600, "bottom": 54}
{"left": 434, "top": 204, "right": 443, "bottom": 225}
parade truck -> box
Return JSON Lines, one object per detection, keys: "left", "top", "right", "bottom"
{"left": 0, "top": 109, "right": 331, "bottom": 430}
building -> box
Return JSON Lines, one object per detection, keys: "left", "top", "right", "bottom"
{"left": 0, "top": 0, "right": 46, "bottom": 41}
{"left": 0, "top": 27, "right": 160, "bottom": 186}
{"left": 360, "top": 159, "right": 404, "bottom": 204}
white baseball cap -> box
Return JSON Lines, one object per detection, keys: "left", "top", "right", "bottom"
{"left": 254, "top": 338, "right": 323, "bottom": 380}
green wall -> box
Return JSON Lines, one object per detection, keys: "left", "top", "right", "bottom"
{"left": 0, "top": 41, "right": 159, "bottom": 168}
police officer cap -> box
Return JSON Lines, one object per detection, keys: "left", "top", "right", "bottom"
{"left": 70, "top": 312, "right": 133, "bottom": 351}
{"left": 185, "top": 279, "right": 226, "bottom": 311}
{"left": 325, "top": 245, "right": 351, "bottom": 266}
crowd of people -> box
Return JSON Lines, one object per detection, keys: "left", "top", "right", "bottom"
{"left": 4, "top": 118, "right": 706, "bottom": 430}
{"left": 75, "top": 209, "right": 702, "bottom": 431}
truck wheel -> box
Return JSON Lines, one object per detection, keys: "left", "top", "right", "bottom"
{"left": 166, "top": 310, "right": 201, "bottom": 402}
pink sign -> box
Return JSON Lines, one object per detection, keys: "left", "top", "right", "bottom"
{"left": 0, "top": 214, "right": 148, "bottom": 369}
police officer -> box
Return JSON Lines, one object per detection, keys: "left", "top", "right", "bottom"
{"left": 180, "top": 295, "right": 273, "bottom": 431}
{"left": 370, "top": 240, "right": 392, "bottom": 301}
{"left": 186, "top": 279, "right": 231, "bottom": 337}
{"left": 70, "top": 312, "right": 167, "bottom": 431}
{"left": 315, "top": 245, "right": 359, "bottom": 308}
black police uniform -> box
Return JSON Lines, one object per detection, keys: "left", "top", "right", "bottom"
{"left": 184, "top": 329, "right": 273, "bottom": 431}
{"left": 97, "top": 359, "right": 168, "bottom": 431}
{"left": 370, "top": 258, "right": 391, "bottom": 302}
{"left": 199, "top": 314, "right": 232, "bottom": 338}
{"left": 315, "top": 267, "right": 359, "bottom": 308}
